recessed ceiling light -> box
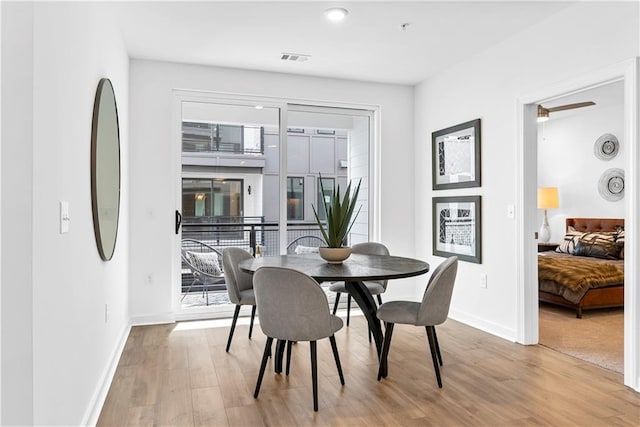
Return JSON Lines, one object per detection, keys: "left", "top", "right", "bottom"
{"left": 255, "top": 105, "right": 264, "bottom": 110}
{"left": 325, "top": 7, "right": 348, "bottom": 22}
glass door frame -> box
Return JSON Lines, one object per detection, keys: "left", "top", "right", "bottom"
{"left": 172, "top": 90, "right": 380, "bottom": 320}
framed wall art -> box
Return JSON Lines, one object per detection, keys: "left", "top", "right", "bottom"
{"left": 432, "top": 195, "right": 481, "bottom": 263}
{"left": 432, "top": 119, "right": 481, "bottom": 190}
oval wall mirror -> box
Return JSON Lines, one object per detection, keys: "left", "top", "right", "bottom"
{"left": 91, "top": 78, "right": 121, "bottom": 261}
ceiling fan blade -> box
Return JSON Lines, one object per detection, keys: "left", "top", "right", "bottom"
{"left": 546, "top": 101, "right": 596, "bottom": 113}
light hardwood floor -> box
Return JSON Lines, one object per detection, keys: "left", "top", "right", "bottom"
{"left": 98, "top": 313, "right": 640, "bottom": 426}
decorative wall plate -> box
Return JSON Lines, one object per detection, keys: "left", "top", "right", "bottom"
{"left": 598, "top": 168, "right": 624, "bottom": 201}
{"left": 594, "top": 133, "right": 619, "bottom": 160}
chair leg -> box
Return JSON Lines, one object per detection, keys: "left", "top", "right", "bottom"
{"left": 346, "top": 294, "right": 351, "bottom": 327}
{"left": 432, "top": 326, "right": 443, "bottom": 366}
{"left": 425, "top": 326, "right": 443, "bottom": 388}
{"left": 180, "top": 279, "right": 198, "bottom": 301}
{"left": 286, "top": 340, "right": 293, "bottom": 376}
{"left": 226, "top": 305, "right": 241, "bottom": 352}
{"left": 248, "top": 305, "right": 257, "bottom": 340}
{"left": 329, "top": 335, "right": 345, "bottom": 385}
{"left": 377, "top": 322, "right": 394, "bottom": 381}
{"left": 332, "top": 293, "right": 341, "bottom": 315}
{"left": 310, "top": 341, "right": 318, "bottom": 411}
{"left": 274, "top": 340, "right": 286, "bottom": 374}
{"left": 254, "top": 337, "right": 273, "bottom": 398}
{"left": 377, "top": 294, "right": 383, "bottom": 306}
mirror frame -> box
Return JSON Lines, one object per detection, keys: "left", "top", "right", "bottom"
{"left": 91, "top": 78, "right": 121, "bottom": 261}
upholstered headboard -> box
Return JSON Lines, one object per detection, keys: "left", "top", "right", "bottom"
{"left": 566, "top": 218, "right": 624, "bottom": 233}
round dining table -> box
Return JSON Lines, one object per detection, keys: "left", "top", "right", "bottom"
{"left": 239, "top": 252, "right": 430, "bottom": 377}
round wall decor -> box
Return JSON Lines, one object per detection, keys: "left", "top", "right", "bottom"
{"left": 598, "top": 168, "right": 624, "bottom": 201}
{"left": 593, "top": 133, "right": 619, "bottom": 160}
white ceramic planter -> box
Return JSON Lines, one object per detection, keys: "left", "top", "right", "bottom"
{"left": 318, "top": 247, "right": 351, "bottom": 264}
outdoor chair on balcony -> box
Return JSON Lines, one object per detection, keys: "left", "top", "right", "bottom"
{"left": 181, "top": 239, "right": 225, "bottom": 306}
{"left": 286, "top": 235, "right": 325, "bottom": 255}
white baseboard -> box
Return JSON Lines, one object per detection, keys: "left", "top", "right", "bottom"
{"left": 81, "top": 323, "right": 131, "bottom": 427}
{"left": 448, "top": 308, "right": 518, "bottom": 343}
{"left": 130, "top": 312, "right": 176, "bottom": 326}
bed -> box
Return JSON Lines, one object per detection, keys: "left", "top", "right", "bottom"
{"left": 538, "top": 218, "right": 625, "bottom": 318}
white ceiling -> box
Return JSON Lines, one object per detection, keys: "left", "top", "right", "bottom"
{"left": 114, "top": 1, "right": 573, "bottom": 85}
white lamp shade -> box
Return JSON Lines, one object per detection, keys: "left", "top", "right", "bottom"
{"left": 537, "top": 187, "right": 559, "bottom": 209}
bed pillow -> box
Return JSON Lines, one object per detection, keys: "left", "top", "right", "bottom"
{"left": 187, "top": 251, "right": 223, "bottom": 276}
{"left": 616, "top": 230, "right": 625, "bottom": 259}
{"left": 573, "top": 237, "right": 622, "bottom": 260}
{"left": 555, "top": 227, "right": 585, "bottom": 254}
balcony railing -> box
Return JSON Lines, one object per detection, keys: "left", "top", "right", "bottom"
{"left": 181, "top": 217, "right": 324, "bottom": 292}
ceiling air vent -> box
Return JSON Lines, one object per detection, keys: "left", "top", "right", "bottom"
{"left": 281, "top": 52, "right": 311, "bottom": 62}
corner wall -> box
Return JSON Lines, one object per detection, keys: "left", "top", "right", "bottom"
{"left": 129, "top": 60, "right": 414, "bottom": 322}
{"left": 2, "top": 2, "right": 131, "bottom": 425}
{"left": 414, "top": 1, "right": 639, "bottom": 340}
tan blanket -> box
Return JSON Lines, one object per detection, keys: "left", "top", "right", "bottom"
{"left": 538, "top": 256, "right": 624, "bottom": 294}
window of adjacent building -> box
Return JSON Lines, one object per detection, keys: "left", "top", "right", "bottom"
{"left": 182, "top": 122, "right": 263, "bottom": 154}
{"left": 182, "top": 178, "right": 243, "bottom": 219}
{"left": 287, "top": 177, "right": 304, "bottom": 220}
{"left": 316, "top": 177, "right": 335, "bottom": 221}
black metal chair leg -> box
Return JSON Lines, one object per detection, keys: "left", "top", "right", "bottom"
{"left": 248, "top": 305, "right": 257, "bottom": 340}
{"left": 226, "top": 305, "right": 241, "bottom": 352}
{"left": 310, "top": 341, "right": 318, "bottom": 411}
{"left": 332, "top": 293, "right": 341, "bottom": 315}
{"left": 346, "top": 294, "right": 351, "bottom": 326}
{"left": 254, "top": 337, "right": 273, "bottom": 398}
{"left": 426, "top": 326, "right": 442, "bottom": 388}
{"left": 285, "top": 340, "right": 293, "bottom": 376}
{"left": 274, "top": 339, "right": 286, "bottom": 373}
{"left": 432, "top": 326, "right": 443, "bottom": 366}
{"left": 377, "top": 323, "right": 394, "bottom": 380}
{"left": 329, "top": 335, "right": 345, "bottom": 385}
{"left": 377, "top": 294, "right": 383, "bottom": 306}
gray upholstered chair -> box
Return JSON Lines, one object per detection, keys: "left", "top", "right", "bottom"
{"left": 253, "top": 266, "right": 345, "bottom": 412}
{"left": 222, "top": 247, "right": 256, "bottom": 352}
{"left": 376, "top": 256, "right": 458, "bottom": 387}
{"left": 330, "top": 242, "right": 390, "bottom": 328}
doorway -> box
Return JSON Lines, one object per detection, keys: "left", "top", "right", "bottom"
{"left": 536, "top": 81, "right": 625, "bottom": 373}
{"left": 517, "top": 58, "right": 639, "bottom": 391}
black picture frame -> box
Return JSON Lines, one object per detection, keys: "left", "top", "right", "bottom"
{"left": 432, "top": 119, "right": 481, "bottom": 190}
{"left": 432, "top": 195, "right": 481, "bottom": 263}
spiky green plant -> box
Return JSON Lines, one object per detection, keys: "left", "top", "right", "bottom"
{"left": 312, "top": 175, "right": 362, "bottom": 248}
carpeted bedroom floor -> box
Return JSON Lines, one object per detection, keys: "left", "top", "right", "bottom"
{"left": 539, "top": 303, "right": 623, "bottom": 373}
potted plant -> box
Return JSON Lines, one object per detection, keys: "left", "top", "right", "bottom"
{"left": 312, "top": 175, "right": 362, "bottom": 263}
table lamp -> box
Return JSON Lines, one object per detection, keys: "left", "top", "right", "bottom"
{"left": 537, "top": 187, "right": 559, "bottom": 243}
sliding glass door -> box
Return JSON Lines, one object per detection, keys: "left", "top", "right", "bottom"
{"left": 175, "top": 95, "right": 374, "bottom": 317}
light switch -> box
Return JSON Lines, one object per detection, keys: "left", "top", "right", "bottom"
{"left": 507, "top": 204, "right": 515, "bottom": 219}
{"left": 60, "top": 201, "right": 70, "bottom": 234}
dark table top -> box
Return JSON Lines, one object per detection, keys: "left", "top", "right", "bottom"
{"left": 239, "top": 253, "right": 430, "bottom": 282}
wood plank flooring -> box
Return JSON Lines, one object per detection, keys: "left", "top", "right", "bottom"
{"left": 97, "top": 313, "right": 640, "bottom": 426}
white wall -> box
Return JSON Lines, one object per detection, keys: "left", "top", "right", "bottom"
{"left": 414, "top": 1, "right": 639, "bottom": 340}
{"left": 2, "top": 2, "right": 130, "bottom": 425}
{"left": 129, "top": 60, "right": 414, "bottom": 322}
{"left": 1, "top": 3, "right": 34, "bottom": 424}
{"left": 538, "top": 84, "right": 625, "bottom": 241}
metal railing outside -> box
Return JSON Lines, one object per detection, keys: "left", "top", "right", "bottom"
{"left": 181, "top": 217, "right": 324, "bottom": 293}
